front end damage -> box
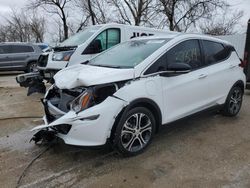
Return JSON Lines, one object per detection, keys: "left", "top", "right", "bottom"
{"left": 31, "top": 82, "right": 129, "bottom": 146}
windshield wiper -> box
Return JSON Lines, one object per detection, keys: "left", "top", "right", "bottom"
{"left": 81, "top": 60, "right": 89, "bottom": 65}
{"left": 89, "top": 64, "right": 121, "bottom": 68}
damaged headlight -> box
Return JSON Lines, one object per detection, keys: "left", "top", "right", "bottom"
{"left": 70, "top": 82, "right": 124, "bottom": 113}
{"left": 71, "top": 89, "right": 93, "bottom": 113}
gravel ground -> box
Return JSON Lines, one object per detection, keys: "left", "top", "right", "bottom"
{"left": 0, "top": 73, "right": 249, "bottom": 188}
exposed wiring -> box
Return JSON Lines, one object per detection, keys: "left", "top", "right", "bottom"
{"left": 16, "top": 145, "right": 52, "bottom": 188}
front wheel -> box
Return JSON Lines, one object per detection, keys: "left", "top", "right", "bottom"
{"left": 113, "top": 107, "right": 156, "bottom": 157}
{"left": 222, "top": 86, "right": 243, "bottom": 116}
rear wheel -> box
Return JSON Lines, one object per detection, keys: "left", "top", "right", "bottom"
{"left": 113, "top": 107, "right": 156, "bottom": 156}
{"left": 222, "top": 86, "right": 243, "bottom": 116}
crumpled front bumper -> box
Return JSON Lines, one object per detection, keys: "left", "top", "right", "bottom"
{"left": 32, "top": 96, "right": 127, "bottom": 146}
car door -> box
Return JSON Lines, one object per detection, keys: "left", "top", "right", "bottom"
{"left": 8, "top": 45, "right": 34, "bottom": 68}
{"left": 145, "top": 39, "right": 212, "bottom": 123}
{"left": 199, "top": 40, "right": 236, "bottom": 104}
{"left": 0, "top": 45, "right": 12, "bottom": 69}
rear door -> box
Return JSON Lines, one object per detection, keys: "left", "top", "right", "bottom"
{"left": 200, "top": 40, "right": 238, "bottom": 103}
{"left": 8, "top": 45, "right": 34, "bottom": 68}
{"left": 0, "top": 45, "right": 12, "bottom": 69}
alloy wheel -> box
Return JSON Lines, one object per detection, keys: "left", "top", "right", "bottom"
{"left": 121, "top": 113, "right": 152, "bottom": 152}
{"left": 229, "top": 88, "right": 242, "bottom": 115}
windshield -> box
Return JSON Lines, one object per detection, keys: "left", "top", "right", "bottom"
{"left": 88, "top": 39, "right": 170, "bottom": 68}
{"left": 59, "top": 26, "right": 102, "bottom": 47}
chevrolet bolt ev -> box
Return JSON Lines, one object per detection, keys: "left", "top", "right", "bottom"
{"left": 31, "top": 34, "right": 246, "bottom": 156}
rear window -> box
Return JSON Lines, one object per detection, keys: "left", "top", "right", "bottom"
{"left": 11, "top": 45, "right": 34, "bottom": 53}
{"left": 202, "top": 40, "right": 230, "bottom": 65}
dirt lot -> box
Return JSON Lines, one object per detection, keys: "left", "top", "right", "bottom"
{"left": 0, "top": 73, "right": 250, "bottom": 188}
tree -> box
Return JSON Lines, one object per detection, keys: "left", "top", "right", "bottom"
{"left": 200, "top": 9, "right": 243, "bottom": 35}
{"left": 0, "top": 10, "right": 45, "bottom": 42}
{"left": 29, "top": 0, "right": 73, "bottom": 40}
{"left": 156, "top": 0, "right": 227, "bottom": 31}
{"left": 75, "top": 0, "right": 111, "bottom": 31}
{"left": 108, "top": 0, "right": 155, "bottom": 26}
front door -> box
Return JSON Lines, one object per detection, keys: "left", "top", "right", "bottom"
{"left": 158, "top": 39, "right": 214, "bottom": 123}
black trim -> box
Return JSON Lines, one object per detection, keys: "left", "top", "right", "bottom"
{"left": 244, "top": 19, "right": 250, "bottom": 82}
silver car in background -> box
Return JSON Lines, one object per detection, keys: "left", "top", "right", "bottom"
{"left": 0, "top": 42, "right": 45, "bottom": 72}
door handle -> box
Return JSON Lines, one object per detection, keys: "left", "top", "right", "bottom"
{"left": 198, "top": 74, "right": 207, "bottom": 79}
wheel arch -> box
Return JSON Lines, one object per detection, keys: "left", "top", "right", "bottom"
{"left": 110, "top": 98, "right": 162, "bottom": 143}
{"left": 232, "top": 80, "right": 245, "bottom": 93}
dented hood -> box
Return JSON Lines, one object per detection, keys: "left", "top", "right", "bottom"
{"left": 54, "top": 64, "right": 135, "bottom": 89}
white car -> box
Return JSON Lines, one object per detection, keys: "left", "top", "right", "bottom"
{"left": 31, "top": 34, "right": 246, "bottom": 156}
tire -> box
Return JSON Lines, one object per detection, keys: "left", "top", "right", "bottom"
{"left": 113, "top": 107, "right": 156, "bottom": 157}
{"left": 26, "top": 62, "right": 38, "bottom": 73}
{"left": 221, "top": 86, "right": 243, "bottom": 116}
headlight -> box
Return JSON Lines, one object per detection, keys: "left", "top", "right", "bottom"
{"left": 71, "top": 89, "right": 93, "bottom": 113}
{"left": 52, "top": 50, "right": 74, "bottom": 61}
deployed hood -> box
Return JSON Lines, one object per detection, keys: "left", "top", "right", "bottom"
{"left": 54, "top": 64, "right": 135, "bottom": 89}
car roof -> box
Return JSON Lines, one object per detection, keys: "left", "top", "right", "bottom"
{"left": 0, "top": 42, "right": 34, "bottom": 46}
{"left": 131, "top": 33, "right": 232, "bottom": 45}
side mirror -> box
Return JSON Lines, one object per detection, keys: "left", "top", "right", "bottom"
{"left": 160, "top": 63, "right": 191, "bottom": 77}
{"left": 82, "top": 39, "right": 102, "bottom": 55}
{"left": 168, "top": 62, "right": 192, "bottom": 72}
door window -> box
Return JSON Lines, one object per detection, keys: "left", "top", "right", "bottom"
{"left": 11, "top": 45, "right": 34, "bottom": 53}
{"left": 0, "top": 45, "right": 11, "bottom": 54}
{"left": 145, "top": 40, "right": 202, "bottom": 74}
{"left": 202, "top": 40, "right": 230, "bottom": 65}
{"left": 83, "top": 28, "right": 120, "bottom": 54}
{"left": 166, "top": 40, "right": 202, "bottom": 69}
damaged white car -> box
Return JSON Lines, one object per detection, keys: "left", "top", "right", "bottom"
{"left": 31, "top": 34, "right": 245, "bottom": 156}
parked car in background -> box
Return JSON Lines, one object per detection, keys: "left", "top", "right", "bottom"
{"left": 36, "top": 43, "right": 50, "bottom": 52}
{"left": 31, "top": 34, "right": 246, "bottom": 156}
{"left": 0, "top": 42, "right": 43, "bottom": 72}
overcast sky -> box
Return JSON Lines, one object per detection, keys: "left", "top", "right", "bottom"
{"left": 0, "top": 0, "right": 249, "bottom": 35}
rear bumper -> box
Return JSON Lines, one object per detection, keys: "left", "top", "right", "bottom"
{"left": 32, "top": 96, "right": 127, "bottom": 146}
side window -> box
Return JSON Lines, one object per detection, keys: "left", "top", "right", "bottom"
{"left": 0, "top": 45, "right": 11, "bottom": 54}
{"left": 202, "top": 40, "right": 230, "bottom": 65}
{"left": 83, "top": 28, "right": 120, "bottom": 55}
{"left": 107, "top": 29, "right": 120, "bottom": 48}
{"left": 11, "top": 45, "right": 34, "bottom": 53}
{"left": 166, "top": 40, "right": 202, "bottom": 69}
{"left": 144, "top": 40, "right": 202, "bottom": 75}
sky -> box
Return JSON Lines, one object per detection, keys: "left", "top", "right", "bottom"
{"left": 0, "top": 0, "right": 249, "bottom": 22}
{"left": 0, "top": 0, "right": 249, "bottom": 41}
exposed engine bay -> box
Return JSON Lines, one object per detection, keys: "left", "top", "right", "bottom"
{"left": 31, "top": 80, "right": 129, "bottom": 144}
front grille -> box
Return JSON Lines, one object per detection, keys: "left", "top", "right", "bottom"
{"left": 38, "top": 54, "right": 49, "bottom": 67}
